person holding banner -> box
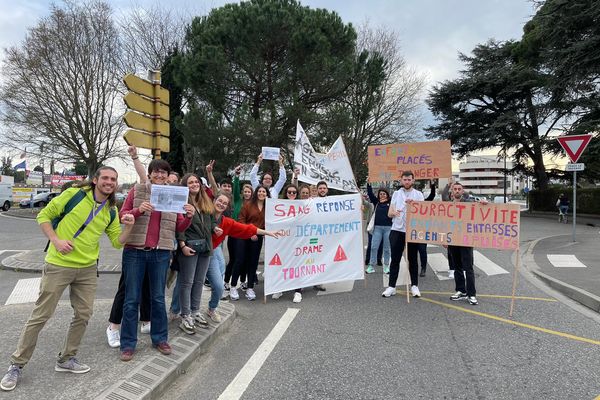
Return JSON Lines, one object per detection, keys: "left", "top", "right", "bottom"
{"left": 299, "top": 185, "right": 310, "bottom": 200}
{"left": 272, "top": 184, "right": 304, "bottom": 302}
{"left": 447, "top": 182, "right": 483, "bottom": 305}
{"left": 365, "top": 183, "right": 392, "bottom": 274}
{"left": 382, "top": 171, "right": 424, "bottom": 298}
{"left": 230, "top": 186, "right": 271, "bottom": 301}
{"left": 250, "top": 153, "right": 287, "bottom": 198}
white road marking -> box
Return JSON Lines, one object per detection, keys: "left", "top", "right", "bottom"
{"left": 316, "top": 280, "right": 355, "bottom": 295}
{"left": 547, "top": 254, "right": 588, "bottom": 268}
{"left": 473, "top": 251, "right": 509, "bottom": 275}
{"left": 5, "top": 278, "right": 41, "bottom": 305}
{"left": 428, "top": 253, "right": 453, "bottom": 280}
{"left": 0, "top": 250, "right": 24, "bottom": 257}
{"left": 218, "top": 308, "right": 300, "bottom": 400}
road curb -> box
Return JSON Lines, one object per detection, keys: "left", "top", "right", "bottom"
{"left": 522, "top": 235, "right": 600, "bottom": 314}
{"left": 1, "top": 252, "right": 122, "bottom": 274}
{"left": 94, "top": 301, "right": 236, "bottom": 400}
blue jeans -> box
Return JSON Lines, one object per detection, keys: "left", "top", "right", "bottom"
{"left": 207, "top": 247, "right": 225, "bottom": 310}
{"left": 120, "top": 248, "right": 171, "bottom": 351}
{"left": 369, "top": 225, "right": 391, "bottom": 266}
{"left": 170, "top": 272, "right": 181, "bottom": 315}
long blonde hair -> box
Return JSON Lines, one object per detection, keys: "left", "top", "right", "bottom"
{"left": 181, "top": 173, "right": 214, "bottom": 214}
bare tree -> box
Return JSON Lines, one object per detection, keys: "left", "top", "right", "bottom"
{"left": 0, "top": 1, "right": 123, "bottom": 177}
{"left": 324, "top": 22, "right": 426, "bottom": 183}
{"left": 117, "top": 3, "right": 189, "bottom": 73}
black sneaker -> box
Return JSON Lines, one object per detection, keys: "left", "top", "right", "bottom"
{"left": 419, "top": 269, "right": 426, "bottom": 277}
{"left": 450, "top": 291, "right": 467, "bottom": 301}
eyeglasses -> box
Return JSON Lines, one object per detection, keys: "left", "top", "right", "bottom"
{"left": 287, "top": 191, "right": 297, "bottom": 195}
{"left": 152, "top": 170, "right": 169, "bottom": 175}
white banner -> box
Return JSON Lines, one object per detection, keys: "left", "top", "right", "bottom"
{"left": 293, "top": 120, "right": 359, "bottom": 193}
{"left": 264, "top": 194, "right": 364, "bottom": 295}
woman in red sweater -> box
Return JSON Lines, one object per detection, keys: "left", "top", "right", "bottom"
{"left": 206, "top": 193, "right": 279, "bottom": 314}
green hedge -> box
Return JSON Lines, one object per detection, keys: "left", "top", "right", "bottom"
{"left": 529, "top": 187, "right": 600, "bottom": 214}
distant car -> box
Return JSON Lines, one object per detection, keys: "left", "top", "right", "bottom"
{"left": 19, "top": 192, "right": 59, "bottom": 208}
{"left": 115, "top": 192, "right": 126, "bottom": 202}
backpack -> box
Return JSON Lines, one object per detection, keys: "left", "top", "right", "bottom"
{"left": 44, "top": 189, "right": 117, "bottom": 252}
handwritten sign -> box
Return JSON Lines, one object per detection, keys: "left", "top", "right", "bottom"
{"left": 262, "top": 146, "right": 280, "bottom": 161}
{"left": 405, "top": 200, "right": 520, "bottom": 250}
{"left": 264, "top": 194, "right": 364, "bottom": 295}
{"left": 293, "top": 120, "right": 359, "bottom": 193}
{"left": 368, "top": 140, "right": 452, "bottom": 182}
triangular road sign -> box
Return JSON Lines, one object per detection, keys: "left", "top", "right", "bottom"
{"left": 333, "top": 245, "right": 347, "bottom": 262}
{"left": 269, "top": 253, "right": 282, "bottom": 266}
{"left": 557, "top": 134, "right": 593, "bottom": 163}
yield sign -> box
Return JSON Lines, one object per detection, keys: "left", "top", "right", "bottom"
{"left": 269, "top": 253, "right": 282, "bottom": 266}
{"left": 557, "top": 134, "right": 593, "bottom": 163}
{"left": 333, "top": 245, "right": 347, "bottom": 262}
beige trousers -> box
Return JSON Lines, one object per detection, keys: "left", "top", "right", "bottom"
{"left": 11, "top": 263, "right": 97, "bottom": 366}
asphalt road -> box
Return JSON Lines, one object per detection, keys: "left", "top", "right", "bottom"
{"left": 1, "top": 212, "right": 599, "bottom": 399}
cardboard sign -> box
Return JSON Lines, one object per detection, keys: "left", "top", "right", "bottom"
{"left": 264, "top": 194, "right": 364, "bottom": 295}
{"left": 405, "top": 200, "right": 520, "bottom": 250}
{"left": 262, "top": 146, "right": 280, "bottom": 161}
{"left": 368, "top": 140, "right": 452, "bottom": 182}
{"left": 293, "top": 121, "right": 359, "bottom": 193}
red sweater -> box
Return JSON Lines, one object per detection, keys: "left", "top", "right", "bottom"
{"left": 212, "top": 216, "right": 258, "bottom": 248}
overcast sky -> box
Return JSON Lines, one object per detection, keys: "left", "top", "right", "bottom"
{"left": 0, "top": 0, "right": 539, "bottom": 181}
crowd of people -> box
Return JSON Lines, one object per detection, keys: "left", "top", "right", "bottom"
{"left": 0, "top": 147, "right": 483, "bottom": 392}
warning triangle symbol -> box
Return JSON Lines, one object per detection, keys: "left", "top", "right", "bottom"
{"left": 333, "top": 245, "right": 347, "bottom": 262}
{"left": 269, "top": 253, "right": 282, "bottom": 266}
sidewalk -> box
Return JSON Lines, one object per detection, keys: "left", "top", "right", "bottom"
{"left": 0, "top": 297, "right": 235, "bottom": 399}
{"left": 524, "top": 232, "right": 600, "bottom": 313}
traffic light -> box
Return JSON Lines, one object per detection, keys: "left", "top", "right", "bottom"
{"left": 123, "top": 71, "right": 170, "bottom": 158}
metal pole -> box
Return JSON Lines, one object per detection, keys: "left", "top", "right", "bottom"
{"left": 572, "top": 170, "right": 577, "bottom": 242}
{"left": 503, "top": 146, "right": 507, "bottom": 203}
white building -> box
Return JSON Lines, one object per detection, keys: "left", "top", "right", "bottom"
{"left": 458, "top": 155, "right": 523, "bottom": 198}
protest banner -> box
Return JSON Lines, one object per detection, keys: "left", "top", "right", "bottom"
{"left": 264, "top": 194, "right": 364, "bottom": 295}
{"left": 405, "top": 200, "right": 520, "bottom": 250}
{"left": 367, "top": 140, "right": 452, "bottom": 182}
{"left": 293, "top": 120, "right": 359, "bottom": 193}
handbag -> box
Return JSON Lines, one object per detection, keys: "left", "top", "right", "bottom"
{"left": 186, "top": 239, "right": 210, "bottom": 255}
{"left": 366, "top": 205, "right": 376, "bottom": 234}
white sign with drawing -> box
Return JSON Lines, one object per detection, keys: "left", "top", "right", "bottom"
{"left": 150, "top": 184, "right": 189, "bottom": 213}
{"left": 293, "top": 120, "right": 359, "bottom": 193}
{"left": 262, "top": 147, "right": 281, "bottom": 161}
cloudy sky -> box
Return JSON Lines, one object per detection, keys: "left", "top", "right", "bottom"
{"left": 0, "top": 0, "right": 539, "bottom": 180}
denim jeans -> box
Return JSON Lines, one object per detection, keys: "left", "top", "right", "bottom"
{"left": 178, "top": 253, "right": 211, "bottom": 317}
{"left": 369, "top": 225, "right": 391, "bottom": 266}
{"left": 120, "top": 248, "right": 171, "bottom": 351}
{"left": 206, "top": 248, "right": 225, "bottom": 310}
{"left": 170, "top": 272, "right": 181, "bottom": 315}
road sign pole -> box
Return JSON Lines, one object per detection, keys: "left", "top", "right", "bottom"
{"left": 151, "top": 70, "right": 161, "bottom": 160}
{"left": 572, "top": 170, "right": 577, "bottom": 242}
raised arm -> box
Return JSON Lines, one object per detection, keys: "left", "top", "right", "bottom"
{"left": 128, "top": 145, "right": 146, "bottom": 184}
{"left": 249, "top": 154, "right": 262, "bottom": 189}
{"left": 272, "top": 154, "right": 287, "bottom": 196}
{"left": 206, "top": 160, "right": 218, "bottom": 194}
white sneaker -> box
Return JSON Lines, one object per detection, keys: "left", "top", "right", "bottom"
{"left": 448, "top": 270, "right": 455, "bottom": 279}
{"left": 272, "top": 292, "right": 283, "bottom": 300}
{"left": 230, "top": 287, "right": 239, "bottom": 301}
{"left": 140, "top": 321, "right": 151, "bottom": 334}
{"left": 293, "top": 292, "right": 302, "bottom": 303}
{"left": 106, "top": 326, "right": 120, "bottom": 348}
{"left": 246, "top": 288, "right": 256, "bottom": 300}
{"left": 381, "top": 287, "right": 396, "bottom": 297}
{"left": 411, "top": 285, "right": 421, "bottom": 298}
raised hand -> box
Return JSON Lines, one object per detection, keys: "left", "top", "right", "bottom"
{"left": 206, "top": 160, "right": 215, "bottom": 174}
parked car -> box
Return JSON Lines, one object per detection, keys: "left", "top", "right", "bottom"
{"left": 19, "top": 192, "right": 59, "bottom": 208}
{"left": 115, "top": 192, "right": 126, "bottom": 202}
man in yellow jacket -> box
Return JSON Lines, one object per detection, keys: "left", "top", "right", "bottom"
{"left": 1, "top": 166, "right": 135, "bottom": 392}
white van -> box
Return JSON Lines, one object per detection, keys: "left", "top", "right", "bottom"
{"left": 0, "top": 175, "right": 14, "bottom": 211}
